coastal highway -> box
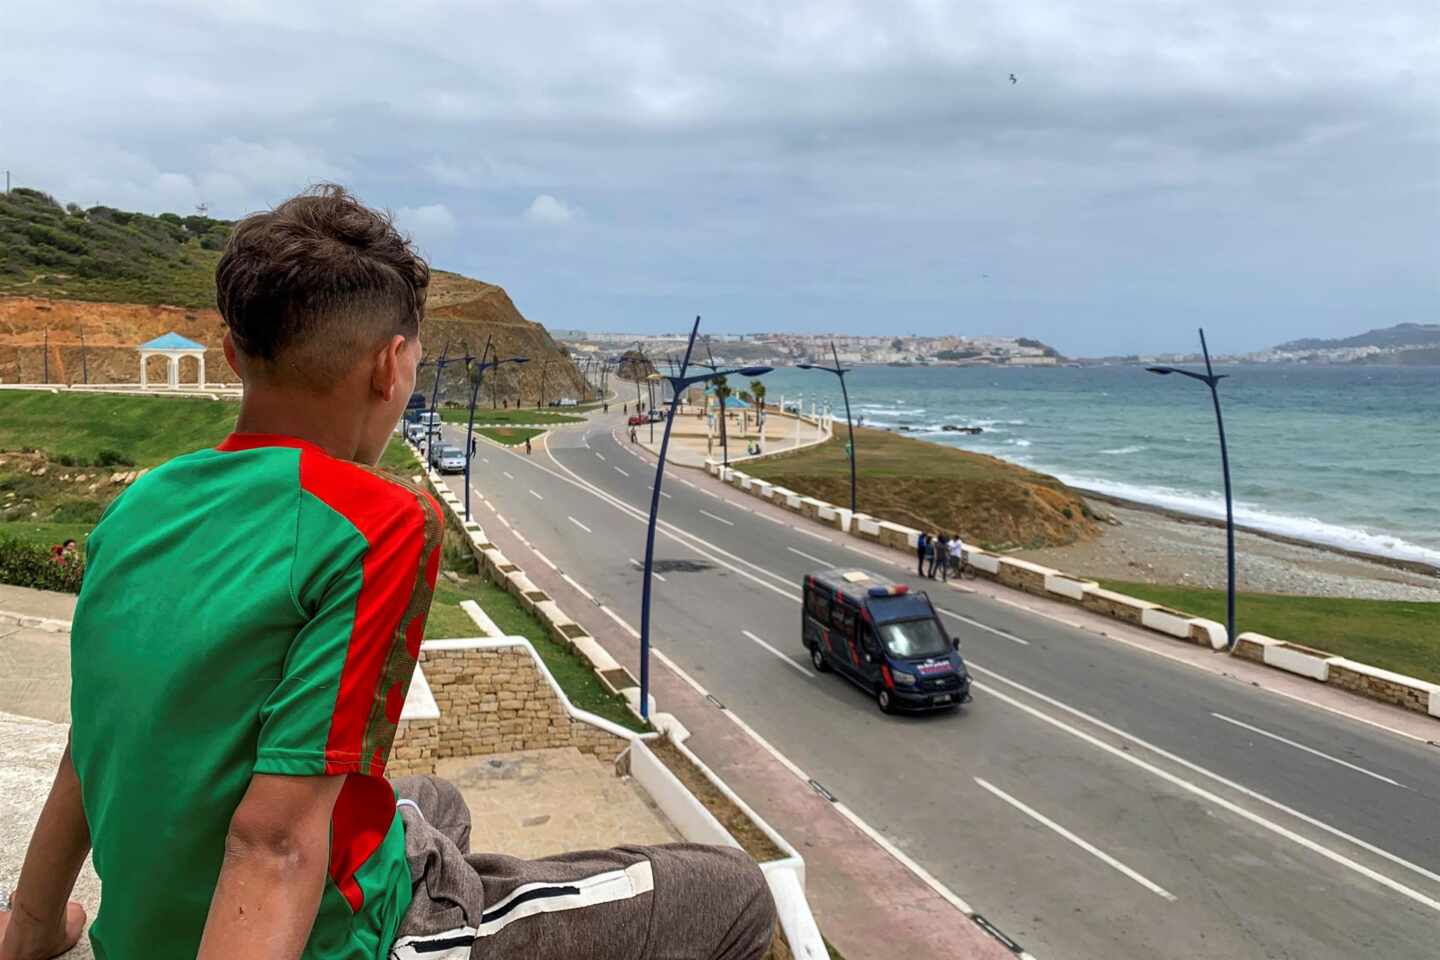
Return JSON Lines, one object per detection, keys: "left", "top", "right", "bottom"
{"left": 434, "top": 412, "right": 1440, "bottom": 960}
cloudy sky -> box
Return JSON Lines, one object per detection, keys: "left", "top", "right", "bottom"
{"left": 4, "top": 1, "right": 1435, "bottom": 355}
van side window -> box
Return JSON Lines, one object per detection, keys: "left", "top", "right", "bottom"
{"left": 860, "top": 622, "right": 878, "bottom": 654}
{"left": 809, "top": 591, "right": 830, "bottom": 625}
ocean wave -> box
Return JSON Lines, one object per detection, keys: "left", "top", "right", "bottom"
{"left": 1047, "top": 471, "right": 1440, "bottom": 567}
{"left": 1100, "top": 445, "right": 1146, "bottom": 455}
{"left": 1006, "top": 438, "right": 1032, "bottom": 447}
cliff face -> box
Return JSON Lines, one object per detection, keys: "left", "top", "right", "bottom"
{"left": 0, "top": 270, "right": 584, "bottom": 403}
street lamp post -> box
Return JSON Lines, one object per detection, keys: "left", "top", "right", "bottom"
{"left": 462, "top": 339, "right": 529, "bottom": 521}
{"left": 797, "top": 341, "right": 858, "bottom": 514}
{"left": 637, "top": 316, "right": 771, "bottom": 721}
{"left": 1147, "top": 328, "right": 1236, "bottom": 649}
{"left": 422, "top": 341, "right": 461, "bottom": 464}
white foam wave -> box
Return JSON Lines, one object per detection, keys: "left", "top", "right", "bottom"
{"left": 1100, "top": 445, "right": 1146, "bottom": 455}
{"left": 1048, "top": 471, "right": 1440, "bottom": 567}
{"left": 1006, "top": 438, "right": 1032, "bottom": 447}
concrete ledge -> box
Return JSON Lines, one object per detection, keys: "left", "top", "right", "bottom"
{"left": 1141, "top": 606, "right": 1193, "bottom": 640}
{"left": 877, "top": 521, "right": 919, "bottom": 551}
{"left": 1233, "top": 631, "right": 1278, "bottom": 663}
{"left": 0, "top": 610, "right": 72, "bottom": 633}
{"left": 1264, "top": 641, "right": 1331, "bottom": 682}
{"left": 855, "top": 516, "right": 882, "bottom": 540}
{"left": 1044, "top": 572, "right": 1096, "bottom": 602}
{"left": 459, "top": 600, "right": 503, "bottom": 638}
{"left": 1188, "top": 618, "right": 1229, "bottom": 650}
{"left": 997, "top": 557, "right": 1055, "bottom": 594}
{"left": 1325, "top": 657, "right": 1440, "bottom": 716}
{"left": 1081, "top": 586, "right": 1158, "bottom": 626}
{"left": 627, "top": 737, "right": 826, "bottom": 958}
{"left": 968, "top": 550, "right": 1003, "bottom": 575}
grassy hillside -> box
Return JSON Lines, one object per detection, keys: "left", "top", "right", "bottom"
{"left": 743, "top": 426, "right": 1098, "bottom": 550}
{"left": 0, "top": 188, "right": 229, "bottom": 308}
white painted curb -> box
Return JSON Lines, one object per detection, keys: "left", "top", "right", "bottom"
{"left": 0, "top": 609, "right": 72, "bottom": 633}
{"left": 1264, "top": 643, "right": 1331, "bottom": 682}
{"left": 1044, "top": 573, "right": 1096, "bottom": 602}
{"left": 1141, "top": 606, "right": 1193, "bottom": 640}
{"left": 1189, "top": 618, "right": 1228, "bottom": 651}
{"left": 628, "top": 738, "right": 827, "bottom": 959}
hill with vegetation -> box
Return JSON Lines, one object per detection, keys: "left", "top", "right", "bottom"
{"left": 743, "top": 425, "right": 1100, "bottom": 550}
{"left": 1274, "top": 323, "right": 1440, "bottom": 352}
{"left": 0, "top": 188, "right": 584, "bottom": 401}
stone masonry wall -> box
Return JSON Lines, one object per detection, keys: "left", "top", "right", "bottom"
{"left": 390, "top": 645, "right": 629, "bottom": 776}
{"left": 1327, "top": 662, "right": 1432, "bottom": 714}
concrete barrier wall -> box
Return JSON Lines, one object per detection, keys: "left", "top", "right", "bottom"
{"left": 996, "top": 557, "right": 1054, "bottom": 595}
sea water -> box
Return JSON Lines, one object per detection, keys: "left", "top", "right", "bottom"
{"left": 756, "top": 364, "right": 1440, "bottom": 567}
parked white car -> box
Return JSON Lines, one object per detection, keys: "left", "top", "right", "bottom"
{"left": 429, "top": 444, "right": 466, "bottom": 474}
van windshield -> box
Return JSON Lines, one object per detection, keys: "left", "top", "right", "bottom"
{"left": 878, "top": 618, "right": 950, "bottom": 659}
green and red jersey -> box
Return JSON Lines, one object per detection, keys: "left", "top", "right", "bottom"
{"left": 69, "top": 433, "right": 444, "bottom": 960}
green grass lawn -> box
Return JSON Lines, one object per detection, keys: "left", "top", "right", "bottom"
{"left": 1103, "top": 580, "right": 1440, "bottom": 684}
{"left": 440, "top": 407, "right": 583, "bottom": 425}
{"left": 425, "top": 568, "right": 648, "bottom": 732}
{"left": 479, "top": 427, "right": 544, "bottom": 446}
{"left": 379, "top": 437, "right": 420, "bottom": 475}
{"left": 0, "top": 390, "right": 238, "bottom": 466}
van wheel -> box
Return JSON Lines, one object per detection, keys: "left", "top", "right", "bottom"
{"left": 810, "top": 644, "right": 831, "bottom": 673}
{"left": 877, "top": 687, "right": 896, "bottom": 714}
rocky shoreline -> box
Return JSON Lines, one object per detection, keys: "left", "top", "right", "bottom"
{"left": 1015, "top": 493, "right": 1440, "bottom": 603}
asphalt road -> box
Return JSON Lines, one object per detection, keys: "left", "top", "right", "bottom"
{"left": 432, "top": 412, "right": 1440, "bottom": 960}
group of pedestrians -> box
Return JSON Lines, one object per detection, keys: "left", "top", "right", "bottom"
{"left": 916, "top": 531, "right": 966, "bottom": 581}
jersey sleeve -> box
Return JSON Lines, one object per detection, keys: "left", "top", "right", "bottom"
{"left": 255, "top": 462, "right": 444, "bottom": 778}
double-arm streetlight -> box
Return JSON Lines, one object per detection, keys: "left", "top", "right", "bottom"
{"left": 796, "top": 341, "right": 858, "bottom": 514}
{"left": 461, "top": 338, "right": 529, "bottom": 521}
{"left": 420, "top": 341, "right": 465, "bottom": 463}
{"left": 1147, "top": 328, "right": 1236, "bottom": 649}
{"left": 637, "top": 316, "right": 771, "bottom": 720}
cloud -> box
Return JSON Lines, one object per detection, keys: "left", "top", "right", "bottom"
{"left": 395, "top": 203, "right": 459, "bottom": 251}
{"left": 1, "top": 0, "right": 1435, "bottom": 353}
{"left": 523, "top": 194, "right": 578, "bottom": 225}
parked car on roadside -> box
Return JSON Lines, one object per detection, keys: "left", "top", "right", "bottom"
{"left": 627, "top": 414, "right": 646, "bottom": 426}
{"left": 429, "top": 443, "right": 465, "bottom": 474}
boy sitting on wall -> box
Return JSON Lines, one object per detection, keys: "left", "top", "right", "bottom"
{"left": 0, "top": 185, "right": 774, "bottom": 960}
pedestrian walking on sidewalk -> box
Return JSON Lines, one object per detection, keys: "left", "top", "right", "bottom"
{"left": 926, "top": 531, "right": 942, "bottom": 578}
{"left": 934, "top": 533, "right": 950, "bottom": 581}
{"left": 916, "top": 532, "right": 929, "bottom": 577}
{"left": 524, "top": 437, "right": 532, "bottom": 456}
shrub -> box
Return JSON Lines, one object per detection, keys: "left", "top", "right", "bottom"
{"left": 443, "top": 525, "right": 478, "bottom": 575}
{"left": 0, "top": 537, "right": 85, "bottom": 593}
{"left": 94, "top": 449, "right": 135, "bottom": 467}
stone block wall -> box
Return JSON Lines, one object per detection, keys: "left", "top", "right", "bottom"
{"left": 996, "top": 558, "right": 1050, "bottom": 595}
{"left": 389, "top": 644, "right": 630, "bottom": 776}
{"left": 1326, "top": 660, "right": 1435, "bottom": 715}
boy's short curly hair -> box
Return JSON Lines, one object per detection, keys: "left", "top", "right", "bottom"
{"left": 216, "top": 184, "right": 430, "bottom": 388}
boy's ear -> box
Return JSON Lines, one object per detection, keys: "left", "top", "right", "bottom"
{"left": 222, "top": 331, "right": 241, "bottom": 378}
{"left": 371, "top": 335, "right": 408, "bottom": 402}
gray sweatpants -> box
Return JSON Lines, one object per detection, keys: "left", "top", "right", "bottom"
{"left": 390, "top": 775, "right": 777, "bottom": 960}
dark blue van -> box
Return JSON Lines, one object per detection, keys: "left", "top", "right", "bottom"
{"left": 802, "top": 568, "right": 972, "bottom": 714}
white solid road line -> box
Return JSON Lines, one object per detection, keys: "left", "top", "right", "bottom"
{"left": 529, "top": 489, "right": 544, "bottom": 500}
{"left": 568, "top": 516, "right": 593, "bottom": 534}
{"left": 975, "top": 777, "right": 1177, "bottom": 902}
{"left": 596, "top": 452, "right": 606, "bottom": 461}
{"left": 971, "top": 671, "right": 1440, "bottom": 910}
{"left": 1211, "top": 713, "right": 1405, "bottom": 788}
{"left": 787, "top": 546, "right": 828, "bottom": 566}
{"left": 561, "top": 573, "right": 596, "bottom": 603}
{"left": 938, "top": 608, "right": 1030, "bottom": 646}
{"left": 795, "top": 527, "right": 833, "bottom": 543}
{"left": 503, "top": 470, "right": 514, "bottom": 480}
{"left": 614, "top": 466, "right": 630, "bottom": 477}
{"left": 629, "top": 558, "right": 667, "bottom": 582}
{"left": 699, "top": 509, "right": 735, "bottom": 526}
{"left": 743, "top": 629, "right": 816, "bottom": 678}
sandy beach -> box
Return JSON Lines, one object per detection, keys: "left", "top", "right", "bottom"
{"left": 1016, "top": 494, "right": 1440, "bottom": 603}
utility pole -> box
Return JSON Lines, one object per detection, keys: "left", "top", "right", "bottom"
{"left": 42, "top": 329, "right": 49, "bottom": 384}
{"left": 79, "top": 327, "right": 88, "bottom": 384}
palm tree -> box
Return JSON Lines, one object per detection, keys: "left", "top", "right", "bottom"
{"left": 749, "top": 379, "right": 766, "bottom": 417}
{"left": 713, "top": 373, "right": 732, "bottom": 465}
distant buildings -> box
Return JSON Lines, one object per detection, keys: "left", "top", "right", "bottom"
{"left": 557, "top": 330, "right": 1064, "bottom": 366}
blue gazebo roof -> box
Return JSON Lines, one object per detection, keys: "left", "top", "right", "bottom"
{"left": 705, "top": 386, "right": 750, "bottom": 408}
{"left": 141, "top": 332, "right": 205, "bottom": 351}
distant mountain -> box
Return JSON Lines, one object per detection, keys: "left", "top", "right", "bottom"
{"left": 1273, "top": 323, "right": 1440, "bottom": 353}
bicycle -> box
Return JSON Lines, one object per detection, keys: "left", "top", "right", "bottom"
{"left": 951, "top": 550, "right": 979, "bottom": 581}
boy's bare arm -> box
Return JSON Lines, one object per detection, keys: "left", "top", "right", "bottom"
{"left": 196, "top": 773, "right": 345, "bottom": 960}
{"left": 0, "top": 742, "right": 90, "bottom": 960}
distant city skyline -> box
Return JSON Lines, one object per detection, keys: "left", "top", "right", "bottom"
{"left": 7, "top": 2, "right": 1434, "bottom": 357}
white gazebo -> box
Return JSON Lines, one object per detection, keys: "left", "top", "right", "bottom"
{"left": 139, "top": 332, "right": 206, "bottom": 389}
